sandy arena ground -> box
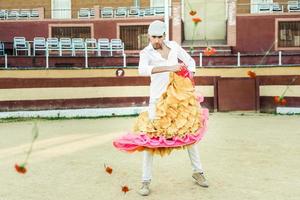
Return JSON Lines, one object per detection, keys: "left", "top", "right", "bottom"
{"left": 0, "top": 113, "right": 299, "bottom": 200}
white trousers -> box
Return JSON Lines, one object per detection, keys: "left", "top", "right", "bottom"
{"left": 142, "top": 98, "right": 204, "bottom": 182}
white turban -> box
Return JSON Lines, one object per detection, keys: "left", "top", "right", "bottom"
{"left": 148, "top": 20, "right": 166, "bottom": 36}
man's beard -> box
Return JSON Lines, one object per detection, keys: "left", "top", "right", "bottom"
{"left": 153, "top": 43, "right": 163, "bottom": 50}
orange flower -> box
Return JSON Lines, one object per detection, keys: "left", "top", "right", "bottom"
{"left": 280, "top": 98, "right": 287, "bottom": 106}
{"left": 192, "top": 17, "right": 202, "bottom": 25}
{"left": 274, "top": 96, "right": 280, "bottom": 104}
{"left": 189, "top": 10, "right": 197, "bottom": 16}
{"left": 274, "top": 96, "right": 287, "bottom": 106}
{"left": 104, "top": 164, "right": 113, "bottom": 174}
{"left": 15, "top": 164, "right": 27, "bottom": 174}
{"left": 247, "top": 70, "right": 256, "bottom": 78}
{"left": 121, "top": 185, "right": 130, "bottom": 194}
{"left": 203, "top": 47, "right": 216, "bottom": 56}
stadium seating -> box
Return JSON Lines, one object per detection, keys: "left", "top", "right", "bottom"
{"left": 0, "top": 9, "right": 39, "bottom": 20}
{"left": 10, "top": 37, "right": 125, "bottom": 57}
{"left": 78, "top": 8, "right": 95, "bottom": 19}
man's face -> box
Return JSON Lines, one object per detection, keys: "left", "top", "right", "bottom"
{"left": 149, "top": 35, "right": 164, "bottom": 50}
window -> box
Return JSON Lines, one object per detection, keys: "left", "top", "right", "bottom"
{"left": 52, "top": 0, "right": 71, "bottom": 19}
{"left": 120, "top": 25, "right": 148, "bottom": 50}
{"left": 278, "top": 21, "right": 300, "bottom": 48}
{"left": 51, "top": 27, "right": 91, "bottom": 39}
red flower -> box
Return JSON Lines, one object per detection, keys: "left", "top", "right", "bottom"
{"left": 176, "top": 64, "right": 190, "bottom": 78}
{"left": 15, "top": 164, "right": 27, "bottom": 174}
{"left": 104, "top": 164, "right": 113, "bottom": 174}
{"left": 274, "top": 96, "right": 287, "bottom": 106}
{"left": 121, "top": 185, "right": 130, "bottom": 194}
{"left": 192, "top": 17, "right": 202, "bottom": 25}
{"left": 280, "top": 98, "right": 287, "bottom": 106}
{"left": 189, "top": 10, "right": 197, "bottom": 16}
{"left": 274, "top": 96, "right": 280, "bottom": 104}
{"left": 247, "top": 70, "right": 256, "bottom": 78}
{"left": 176, "top": 63, "right": 195, "bottom": 86}
{"left": 203, "top": 47, "right": 216, "bottom": 56}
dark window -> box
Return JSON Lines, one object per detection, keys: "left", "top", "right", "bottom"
{"left": 51, "top": 26, "right": 91, "bottom": 38}
{"left": 278, "top": 21, "right": 300, "bottom": 48}
{"left": 120, "top": 25, "right": 148, "bottom": 50}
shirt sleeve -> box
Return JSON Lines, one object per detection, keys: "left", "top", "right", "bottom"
{"left": 174, "top": 41, "right": 196, "bottom": 72}
{"left": 138, "top": 50, "right": 155, "bottom": 76}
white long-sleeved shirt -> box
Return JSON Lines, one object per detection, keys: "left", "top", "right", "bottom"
{"left": 138, "top": 40, "right": 196, "bottom": 100}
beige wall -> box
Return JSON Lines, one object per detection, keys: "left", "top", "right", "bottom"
{"left": 184, "top": 0, "right": 226, "bottom": 40}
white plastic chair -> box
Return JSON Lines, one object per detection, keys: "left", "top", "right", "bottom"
{"left": 154, "top": 7, "right": 165, "bottom": 15}
{"left": 90, "top": 9, "right": 95, "bottom": 17}
{"left": 258, "top": 3, "right": 272, "bottom": 13}
{"left": 111, "top": 39, "right": 124, "bottom": 56}
{"left": 98, "top": 38, "right": 111, "bottom": 56}
{"left": 101, "top": 7, "right": 114, "bottom": 18}
{"left": 0, "top": 10, "right": 7, "bottom": 20}
{"left": 59, "top": 38, "right": 72, "bottom": 56}
{"left": 115, "top": 7, "right": 127, "bottom": 18}
{"left": 33, "top": 37, "right": 47, "bottom": 55}
{"left": 272, "top": 3, "right": 283, "bottom": 12}
{"left": 288, "top": 1, "right": 300, "bottom": 12}
{"left": 144, "top": 8, "right": 155, "bottom": 16}
{"left": 7, "top": 10, "right": 19, "bottom": 20}
{"left": 30, "top": 9, "right": 39, "bottom": 18}
{"left": 128, "top": 7, "right": 139, "bottom": 17}
{"left": 47, "top": 38, "right": 60, "bottom": 54}
{"left": 85, "top": 38, "right": 98, "bottom": 55}
{"left": 139, "top": 9, "right": 145, "bottom": 17}
{"left": 19, "top": 9, "right": 31, "bottom": 19}
{"left": 78, "top": 8, "right": 90, "bottom": 19}
{"left": 13, "top": 37, "right": 30, "bottom": 55}
{"left": 72, "top": 38, "right": 85, "bottom": 56}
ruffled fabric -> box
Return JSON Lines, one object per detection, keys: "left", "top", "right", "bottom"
{"left": 113, "top": 67, "right": 208, "bottom": 156}
{"left": 113, "top": 108, "right": 208, "bottom": 156}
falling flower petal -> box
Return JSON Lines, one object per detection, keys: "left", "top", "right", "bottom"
{"left": 192, "top": 17, "right": 202, "bottom": 25}
{"left": 121, "top": 185, "right": 130, "bottom": 194}
{"left": 15, "top": 164, "right": 27, "bottom": 174}
{"left": 247, "top": 70, "right": 256, "bottom": 78}
{"left": 203, "top": 47, "right": 216, "bottom": 56}
{"left": 104, "top": 164, "right": 113, "bottom": 174}
{"left": 189, "top": 10, "right": 197, "bottom": 16}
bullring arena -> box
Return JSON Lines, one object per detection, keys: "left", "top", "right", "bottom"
{"left": 0, "top": 0, "right": 300, "bottom": 199}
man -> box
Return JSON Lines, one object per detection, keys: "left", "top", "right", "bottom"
{"left": 138, "top": 20, "right": 208, "bottom": 196}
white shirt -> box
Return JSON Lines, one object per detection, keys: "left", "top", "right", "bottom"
{"left": 138, "top": 40, "right": 196, "bottom": 100}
